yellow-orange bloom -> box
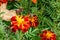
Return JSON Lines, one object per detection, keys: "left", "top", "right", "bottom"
{"left": 30, "top": 15, "right": 39, "bottom": 27}
{"left": 40, "top": 30, "right": 56, "bottom": 40}
{"left": 32, "top": 0, "right": 37, "bottom": 4}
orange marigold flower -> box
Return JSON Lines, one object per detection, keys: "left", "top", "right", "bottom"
{"left": 32, "top": 0, "right": 37, "bottom": 4}
{"left": 31, "top": 15, "right": 39, "bottom": 27}
{"left": 40, "top": 30, "right": 56, "bottom": 40}
{"left": 11, "top": 15, "right": 31, "bottom": 32}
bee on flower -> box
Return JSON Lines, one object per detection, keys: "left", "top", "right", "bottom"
{"left": 40, "top": 30, "right": 56, "bottom": 40}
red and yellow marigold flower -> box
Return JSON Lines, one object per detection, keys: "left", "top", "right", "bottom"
{"left": 11, "top": 15, "right": 31, "bottom": 32}
{"left": 31, "top": 0, "right": 37, "bottom": 4}
{"left": 30, "top": 15, "right": 39, "bottom": 28}
{"left": 40, "top": 30, "right": 56, "bottom": 40}
{"left": 10, "top": 14, "right": 39, "bottom": 32}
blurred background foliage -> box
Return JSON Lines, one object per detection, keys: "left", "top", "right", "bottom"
{"left": 0, "top": 0, "right": 60, "bottom": 40}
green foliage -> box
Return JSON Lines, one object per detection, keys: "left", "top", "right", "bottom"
{"left": 0, "top": 18, "right": 8, "bottom": 40}
{"left": 0, "top": 0, "right": 60, "bottom": 40}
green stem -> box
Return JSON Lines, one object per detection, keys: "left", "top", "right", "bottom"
{"left": 19, "top": 31, "right": 24, "bottom": 40}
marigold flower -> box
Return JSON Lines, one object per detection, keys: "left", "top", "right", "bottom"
{"left": 40, "top": 30, "right": 56, "bottom": 40}
{"left": 11, "top": 14, "right": 39, "bottom": 32}
{"left": 31, "top": 15, "right": 39, "bottom": 27}
{"left": 11, "top": 15, "right": 31, "bottom": 32}
{"left": 32, "top": 0, "right": 37, "bottom": 4}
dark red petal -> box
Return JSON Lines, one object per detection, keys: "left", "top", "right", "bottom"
{"left": 43, "top": 30, "right": 47, "bottom": 33}
{"left": 23, "top": 24, "right": 30, "bottom": 29}
{"left": 12, "top": 26, "right": 18, "bottom": 32}
{"left": 22, "top": 28, "right": 28, "bottom": 32}
{"left": 24, "top": 17, "right": 29, "bottom": 21}
{"left": 18, "top": 24, "right": 23, "bottom": 30}
{"left": 11, "top": 16, "right": 16, "bottom": 21}
{"left": 12, "top": 28, "right": 17, "bottom": 32}
{"left": 11, "top": 21, "right": 17, "bottom": 25}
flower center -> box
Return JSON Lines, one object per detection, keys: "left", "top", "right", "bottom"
{"left": 16, "top": 16, "right": 24, "bottom": 26}
{"left": 46, "top": 31, "right": 53, "bottom": 39}
{"left": 31, "top": 18, "right": 34, "bottom": 22}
